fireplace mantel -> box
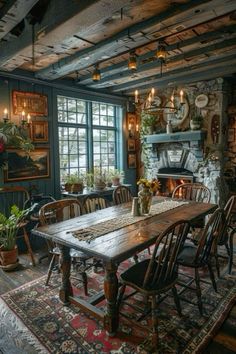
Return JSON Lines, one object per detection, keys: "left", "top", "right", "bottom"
{"left": 144, "top": 130, "right": 207, "bottom": 144}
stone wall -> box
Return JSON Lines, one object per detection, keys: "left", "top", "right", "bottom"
{"left": 140, "top": 78, "right": 231, "bottom": 206}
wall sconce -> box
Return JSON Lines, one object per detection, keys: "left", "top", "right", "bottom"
{"left": 92, "top": 64, "right": 101, "bottom": 82}
{"left": 128, "top": 51, "right": 137, "bottom": 71}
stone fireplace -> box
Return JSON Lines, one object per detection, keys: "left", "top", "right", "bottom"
{"left": 144, "top": 130, "right": 228, "bottom": 206}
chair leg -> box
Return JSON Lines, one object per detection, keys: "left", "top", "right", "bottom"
{"left": 81, "top": 271, "right": 88, "bottom": 296}
{"left": 228, "top": 229, "right": 234, "bottom": 274}
{"left": 117, "top": 284, "right": 126, "bottom": 310}
{"left": 194, "top": 268, "right": 203, "bottom": 315}
{"left": 151, "top": 295, "right": 158, "bottom": 348}
{"left": 172, "top": 286, "right": 182, "bottom": 317}
{"left": 214, "top": 253, "right": 220, "bottom": 278}
{"left": 45, "top": 254, "right": 57, "bottom": 286}
{"left": 22, "top": 227, "right": 36, "bottom": 266}
{"left": 207, "top": 262, "right": 217, "bottom": 292}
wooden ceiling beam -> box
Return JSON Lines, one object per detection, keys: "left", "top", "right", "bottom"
{"left": 0, "top": 0, "right": 38, "bottom": 40}
{"left": 35, "top": 0, "right": 234, "bottom": 80}
{"left": 83, "top": 23, "right": 236, "bottom": 87}
{"left": 113, "top": 53, "right": 236, "bottom": 94}
{"left": 0, "top": 0, "right": 128, "bottom": 70}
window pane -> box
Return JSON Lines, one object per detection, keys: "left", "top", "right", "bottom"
{"left": 58, "top": 96, "right": 119, "bottom": 182}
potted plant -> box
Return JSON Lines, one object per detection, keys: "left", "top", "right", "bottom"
{"left": 108, "top": 169, "right": 125, "bottom": 186}
{"left": 190, "top": 115, "right": 203, "bottom": 130}
{"left": 0, "top": 205, "right": 32, "bottom": 270}
{"left": 64, "top": 171, "right": 85, "bottom": 193}
{"left": 140, "top": 111, "right": 157, "bottom": 135}
{"left": 93, "top": 167, "right": 107, "bottom": 190}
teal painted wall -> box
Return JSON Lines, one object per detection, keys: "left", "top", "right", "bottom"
{"left": 0, "top": 73, "right": 137, "bottom": 199}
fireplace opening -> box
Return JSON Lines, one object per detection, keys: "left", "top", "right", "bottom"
{"left": 157, "top": 167, "right": 194, "bottom": 197}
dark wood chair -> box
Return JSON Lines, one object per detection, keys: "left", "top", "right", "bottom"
{"left": 112, "top": 185, "right": 133, "bottom": 205}
{"left": 117, "top": 220, "right": 190, "bottom": 348}
{"left": 0, "top": 186, "right": 36, "bottom": 266}
{"left": 82, "top": 193, "right": 110, "bottom": 213}
{"left": 214, "top": 195, "right": 236, "bottom": 275}
{"left": 172, "top": 182, "right": 211, "bottom": 203}
{"left": 82, "top": 193, "right": 110, "bottom": 271}
{"left": 39, "top": 198, "right": 91, "bottom": 295}
{"left": 177, "top": 208, "right": 225, "bottom": 315}
{"left": 172, "top": 182, "right": 211, "bottom": 230}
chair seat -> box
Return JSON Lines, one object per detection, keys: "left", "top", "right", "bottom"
{"left": 120, "top": 258, "right": 178, "bottom": 293}
{"left": 177, "top": 244, "right": 204, "bottom": 267}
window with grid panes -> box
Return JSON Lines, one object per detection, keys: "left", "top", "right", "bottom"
{"left": 57, "top": 96, "right": 119, "bottom": 182}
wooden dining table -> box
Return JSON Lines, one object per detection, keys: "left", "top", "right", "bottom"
{"left": 32, "top": 197, "right": 217, "bottom": 335}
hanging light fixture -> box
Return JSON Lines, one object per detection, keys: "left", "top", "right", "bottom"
{"left": 92, "top": 64, "right": 101, "bottom": 82}
{"left": 156, "top": 42, "right": 167, "bottom": 77}
{"left": 128, "top": 51, "right": 137, "bottom": 70}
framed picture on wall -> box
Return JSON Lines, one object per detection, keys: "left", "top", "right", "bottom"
{"left": 228, "top": 128, "right": 235, "bottom": 142}
{"left": 30, "top": 120, "right": 48, "bottom": 142}
{"left": 128, "top": 153, "right": 137, "bottom": 169}
{"left": 127, "top": 138, "right": 135, "bottom": 152}
{"left": 4, "top": 148, "right": 50, "bottom": 182}
{"left": 12, "top": 90, "right": 48, "bottom": 116}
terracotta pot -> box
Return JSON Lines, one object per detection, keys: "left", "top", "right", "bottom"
{"left": 93, "top": 181, "right": 106, "bottom": 190}
{"left": 0, "top": 245, "right": 18, "bottom": 267}
{"left": 65, "top": 183, "right": 84, "bottom": 193}
{"left": 112, "top": 177, "right": 120, "bottom": 186}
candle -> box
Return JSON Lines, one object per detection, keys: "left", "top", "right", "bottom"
{"left": 128, "top": 123, "right": 132, "bottom": 131}
{"left": 3, "top": 108, "right": 8, "bottom": 119}
{"left": 180, "top": 89, "right": 184, "bottom": 104}
{"left": 151, "top": 87, "right": 155, "bottom": 101}
{"left": 21, "top": 110, "right": 26, "bottom": 121}
{"left": 135, "top": 89, "right": 139, "bottom": 103}
{"left": 27, "top": 113, "right": 31, "bottom": 124}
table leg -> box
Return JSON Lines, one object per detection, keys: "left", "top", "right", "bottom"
{"left": 104, "top": 262, "right": 119, "bottom": 336}
{"left": 58, "top": 245, "right": 73, "bottom": 305}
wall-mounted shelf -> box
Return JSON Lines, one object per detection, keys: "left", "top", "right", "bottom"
{"left": 144, "top": 130, "right": 207, "bottom": 144}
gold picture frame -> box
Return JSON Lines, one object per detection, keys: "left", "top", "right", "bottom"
{"left": 30, "top": 121, "right": 49, "bottom": 142}
{"left": 4, "top": 148, "right": 50, "bottom": 182}
{"left": 12, "top": 90, "right": 48, "bottom": 116}
{"left": 128, "top": 153, "right": 137, "bottom": 169}
{"left": 127, "top": 138, "right": 135, "bottom": 152}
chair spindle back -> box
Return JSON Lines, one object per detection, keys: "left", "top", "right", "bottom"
{"left": 172, "top": 183, "right": 211, "bottom": 203}
{"left": 39, "top": 199, "right": 83, "bottom": 225}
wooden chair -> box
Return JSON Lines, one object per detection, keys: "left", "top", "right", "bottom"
{"left": 39, "top": 198, "right": 91, "bottom": 295}
{"left": 0, "top": 186, "right": 35, "bottom": 266}
{"left": 117, "top": 220, "right": 190, "bottom": 348}
{"left": 214, "top": 195, "right": 236, "bottom": 275}
{"left": 82, "top": 193, "right": 110, "bottom": 213}
{"left": 112, "top": 185, "right": 133, "bottom": 205}
{"left": 177, "top": 208, "right": 225, "bottom": 315}
{"left": 82, "top": 194, "right": 110, "bottom": 271}
{"left": 172, "top": 182, "right": 211, "bottom": 203}
{"left": 172, "top": 182, "right": 211, "bottom": 230}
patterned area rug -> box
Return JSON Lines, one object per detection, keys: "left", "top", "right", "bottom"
{"left": 0, "top": 254, "right": 235, "bottom": 354}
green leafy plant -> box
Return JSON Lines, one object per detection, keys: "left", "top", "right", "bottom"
{"left": 63, "top": 171, "right": 85, "bottom": 185}
{"left": 191, "top": 115, "right": 203, "bottom": 123}
{"left": 140, "top": 112, "right": 157, "bottom": 134}
{"left": 0, "top": 205, "right": 33, "bottom": 251}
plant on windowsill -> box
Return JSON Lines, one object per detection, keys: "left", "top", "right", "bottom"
{"left": 93, "top": 167, "right": 107, "bottom": 190}
{"left": 107, "top": 169, "right": 125, "bottom": 186}
{"left": 0, "top": 205, "right": 33, "bottom": 270}
{"left": 0, "top": 121, "right": 34, "bottom": 170}
{"left": 63, "top": 171, "right": 85, "bottom": 193}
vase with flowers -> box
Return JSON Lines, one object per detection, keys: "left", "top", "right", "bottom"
{"left": 137, "top": 178, "right": 161, "bottom": 215}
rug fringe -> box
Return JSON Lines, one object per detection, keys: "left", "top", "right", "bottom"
{"left": 0, "top": 298, "right": 49, "bottom": 354}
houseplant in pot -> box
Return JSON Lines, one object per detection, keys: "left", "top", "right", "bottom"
{"left": 108, "top": 169, "right": 125, "bottom": 186}
{"left": 0, "top": 205, "right": 32, "bottom": 270}
{"left": 64, "top": 171, "right": 85, "bottom": 193}
{"left": 140, "top": 111, "right": 157, "bottom": 135}
{"left": 93, "top": 167, "right": 107, "bottom": 190}
{"left": 190, "top": 115, "right": 203, "bottom": 130}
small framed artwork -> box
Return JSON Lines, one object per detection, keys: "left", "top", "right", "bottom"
{"left": 12, "top": 90, "right": 48, "bottom": 116}
{"left": 128, "top": 138, "right": 135, "bottom": 152}
{"left": 30, "top": 121, "right": 48, "bottom": 142}
{"left": 127, "top": 112, "right": 136, "bottom": 137}
{"left": 4, "top": 148, "right": 50, "bottom": 182}
{"left": 228, "top": 128, "right": 235, "bottom": 142}
{"left": 128, "top": 153, "right": 137, "bottom": 169}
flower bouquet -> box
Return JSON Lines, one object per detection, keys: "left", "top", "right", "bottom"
{"left": 137, "top": 178, "right": 161, "bottom": 215}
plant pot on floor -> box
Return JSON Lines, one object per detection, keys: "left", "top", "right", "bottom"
{"left": 0, "top": 245, "right": 19, "bottom": 271}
